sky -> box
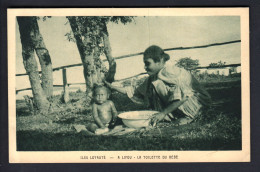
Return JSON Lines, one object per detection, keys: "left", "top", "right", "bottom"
{"left": 15, "top": 16, "right": 241, "bottom": 97}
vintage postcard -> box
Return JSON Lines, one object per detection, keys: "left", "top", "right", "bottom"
{"left": 8, "top": 8, "right": 250, "bottom": 163}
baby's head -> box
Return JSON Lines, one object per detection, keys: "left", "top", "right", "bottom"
{"left": 92, "top": 84, "right": 110, "bottom": 104}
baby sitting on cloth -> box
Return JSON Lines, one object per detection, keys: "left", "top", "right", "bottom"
{"left": 74, "top": 84, "right": 118, "bottom": 135}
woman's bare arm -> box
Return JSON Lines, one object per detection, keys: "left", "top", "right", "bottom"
{"left": 104, "top": 81, "right": 126, "bottom": 94}
{"left": 163, "top": 98, "right": 188, "bottom": 115}
{"left": 150, "top": 98, "right": 188, "bottom": 124}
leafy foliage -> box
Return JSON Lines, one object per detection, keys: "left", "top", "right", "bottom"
{"left": 176, "top": 57, "right": 199, "bottom": 70}
{"left": 42, "top": 16, "right": 52, "bottom": 21}
{"left": 64, "top": 31, "right": 76, "bottom": 42}
{"left": 65, "top": 16, "right": 135, "bottom": 85}
{"left": 36, "top": 16, "right": 52, "bottom": 21}
{"left": 109, "top": 16, "right": 135, "bottom": 24}
{"left": 209, "top": 61, "right": 226, "bottom": 67}
{"left": 65, "top": 16, "right": 134, "bottom": 55}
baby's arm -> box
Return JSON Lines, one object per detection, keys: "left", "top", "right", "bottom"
{"left": 92, "top": 104, "right": 105, "bottom": 128}
{"left": 108, "top": 101, "right": 118, "bottom": 128}
{"left": 109, "top": 100, "right": 118, "bottom": 120}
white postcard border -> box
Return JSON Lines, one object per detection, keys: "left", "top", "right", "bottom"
{"left": 8, "top": 8, "right": 250, "bottom": 163}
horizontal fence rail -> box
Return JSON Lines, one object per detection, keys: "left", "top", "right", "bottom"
{"left": 15, "top": 40, "right": 241, "bottom": 94}
{"left": 195, "top": 63, "right": 241, "bottom": 69}
{"left": 16, "top": 40, "right": 241, "bottom": 77}
{"left": 15, "top": 63, "right": 241, "bottom": 94}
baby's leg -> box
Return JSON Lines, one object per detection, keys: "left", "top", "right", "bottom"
{"left": 86, "top": 123, "right": 99, "bottom": 133}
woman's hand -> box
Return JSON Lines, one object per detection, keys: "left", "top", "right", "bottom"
{"left": 103, "top": 79, "right": 127, "bottom": 94}
{"left": 150, "top": 112, "right": 167, "bottom": 127}
{"left": 103, "top": 80, "right": 112, "bottom": 88}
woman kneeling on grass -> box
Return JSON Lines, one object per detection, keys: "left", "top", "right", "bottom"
{"left": 105, "top": 45, "right": 211, "bottom": 126}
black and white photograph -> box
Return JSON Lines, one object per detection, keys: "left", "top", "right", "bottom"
{"left": 8, "top": 8, "right": 250, "bottom": 163}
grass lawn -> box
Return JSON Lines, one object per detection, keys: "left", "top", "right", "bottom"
{"left": 16, "top": 75, "right": 241, "bottom": 151}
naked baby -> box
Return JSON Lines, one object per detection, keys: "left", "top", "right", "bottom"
{"left": 88, "top": 85, "right": 118, "bottom": 134}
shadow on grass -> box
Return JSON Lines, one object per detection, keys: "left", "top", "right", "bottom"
{"left": 17, "top": 130, "right": 241, "bottom": 151}
{"left": 16, "top": 79, "right": 242, "bottom": 151}
{"left": 208, "top": 86, "right": 241, "bottom": 116}
{"left": 16, "top": 107, "right": 32, "bottom": 117}
{"left": 16, "top": 100, "right": 32, "bottom": 117}
{"left": 54, "top": 117, "right": 77, "bottom": 124}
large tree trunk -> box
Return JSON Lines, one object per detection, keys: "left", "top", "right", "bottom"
{"left": 68, "top": 17, "right": 103, "bottom": 95}
{"left": 17, "top": 17, "right": 49, "bottom": 114}
{"left": 30, "top": 17, "right": 53, "bottom": 98}
{"left": 102, "top": 24, "right": 116, "bottom": 83}
{"left": 93, "top": 46, "right": 104, "bottom": 84}
{"left": 67, "top": 17, "right": 104, "bottom": 104}
{"left": 32, "top": 18, "right": 53, "bottom": 97}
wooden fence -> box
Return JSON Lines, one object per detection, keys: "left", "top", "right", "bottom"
{"left": 15, "top": 40, "right": 241, "bottom": 94}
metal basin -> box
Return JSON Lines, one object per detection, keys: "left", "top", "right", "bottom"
{"left": 118, "top": 111, "right": 159, "bottom": 128}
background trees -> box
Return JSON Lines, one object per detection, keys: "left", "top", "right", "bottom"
{"left": 17, "top": 17, "right": 53, "bottom": 114}
{"left": 209, "top": 61, "right": 226, "bottom": 67}
{"left": 176, "top": 57, "right": 199, "bottom": 70}
{"left": 66, "top": 16, "right": 134, "bottom": 101}
{"left": 17, "top": 16, "right": 135, "bottom": 112}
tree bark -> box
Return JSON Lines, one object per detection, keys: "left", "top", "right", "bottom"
{"left": 17, "top": 17, "right": 49, "bottom": 114}
{"left": 30, "top": 17, "right": 53, "bottom": 98}
{"left": 102, "top": 25, "right": 116, "bottom": 83}
{"left": 67, "top": 17, "right": 103, "bottom": 93}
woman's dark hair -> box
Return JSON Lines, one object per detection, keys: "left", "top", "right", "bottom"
{"left": 143, "top": 45, "right": 170, "bottom": 62}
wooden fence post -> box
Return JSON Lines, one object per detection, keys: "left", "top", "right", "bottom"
{"left": 233, "top": 67, "right": 237, "bottom": 73}
{"left": 62, "top": 68, "right": 69, "bottom": 103}
{"left": 62, "top": 68, "right": 67, "bottom": 87}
